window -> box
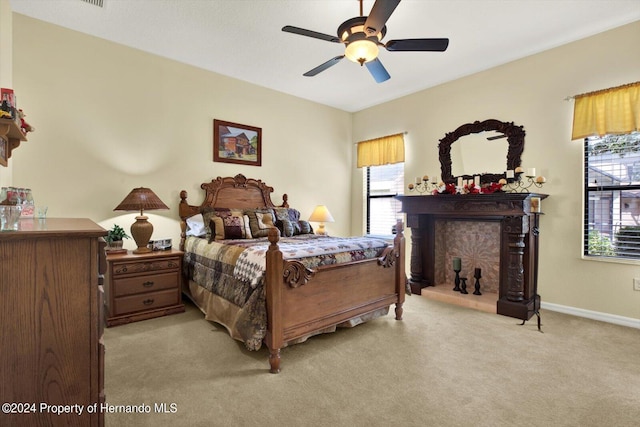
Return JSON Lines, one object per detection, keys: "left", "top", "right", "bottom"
{"left": 584, "top": 132, "right": 640, "bottom": 259}
{"left": 366, "top": 162, "right": 404, "bottom": 236}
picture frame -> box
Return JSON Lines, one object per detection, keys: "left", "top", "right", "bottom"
{"left": 213, "top": 119, "right": 262, "bottom": 166}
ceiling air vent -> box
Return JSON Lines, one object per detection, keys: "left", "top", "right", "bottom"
{"left": 80, "top": 0, "right": 104, "bottom": 7}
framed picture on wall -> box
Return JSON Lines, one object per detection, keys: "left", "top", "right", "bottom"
{"left": 213, "top": 119, "right": 262, "bottom": 166}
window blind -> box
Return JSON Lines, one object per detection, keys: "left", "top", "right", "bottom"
{"left": 583, "top": 132, "right": 640, "bottom": 259}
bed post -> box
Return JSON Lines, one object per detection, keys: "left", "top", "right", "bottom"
{"left": 265, "top": 227, "right": 284, "bottom": 373}
{"left": 394, "top": 220, "right": 406, "bottom": 320}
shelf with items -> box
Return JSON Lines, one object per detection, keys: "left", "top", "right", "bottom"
{"left": 0, "top": 118, "right": 27, "bottom": 167}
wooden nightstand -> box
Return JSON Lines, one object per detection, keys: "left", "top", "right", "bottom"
{"left": 105, "top": 249, "right": 185, "bottom": 327}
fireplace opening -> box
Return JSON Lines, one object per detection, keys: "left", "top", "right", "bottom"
{"left": 425, "top": 219, "right": 500, "bottom": 312}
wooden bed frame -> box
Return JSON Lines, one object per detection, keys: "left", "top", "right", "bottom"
{"left": 178, "top": 174, "right": 406, "bottom": 373}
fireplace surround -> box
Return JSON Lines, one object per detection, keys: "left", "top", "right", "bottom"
{"left": 397, "top": 193, "right": 547, "bottom": 320}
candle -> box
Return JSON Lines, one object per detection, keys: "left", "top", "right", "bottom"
{"left": 457, "top": 177, "right": 463, "bottom": 187}
{"left": 531, "top": 197, "right": 541, "bottom": 213}
{"left": 453, "top": 257, "right": 461, "bottom": 271}
{"left": 408, "top": 183, "right": 414, "bottom": 190}
{"left": 506, "top": 170, "right": 514, "bottom": 179}
{"left": 527, "top": 168, "right": 536, "bottom": 177}
{"left": 535, "top": 176, "right": 546, "bottom": 183}
{"left": 416, "top": 177, "right": 421, "bottom": 184}
{"left": 474, "top": 268, "right": 482, "bottom": 279}
{"left": 515, "top": 166, "right": 524, "bottom": 174}
{"left": 431, "top": 175, "right": 438, "bottom": 184}
{"left": 423, "top": 175, "right": 429, "bottom": 182}
{"left": 474, "top": 175, "right": 480, "bottom": 186}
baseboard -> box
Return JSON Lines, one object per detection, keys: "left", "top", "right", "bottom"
{"left": 541, "top": 301, "right": 640, "bottom": 329}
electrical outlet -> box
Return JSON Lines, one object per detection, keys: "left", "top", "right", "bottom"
{"left": 634, "top": 278, "right": 640, "bottom": 291}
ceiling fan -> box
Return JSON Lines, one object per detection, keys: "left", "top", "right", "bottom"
{"left": 282, "top": 0, "right": 449, "bottom": 83}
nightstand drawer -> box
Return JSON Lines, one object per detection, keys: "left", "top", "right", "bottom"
{"left": 112, "top": 272, "right": 179, "bottom": 297}
{"left": 112, "top": 289, "right": 179, "bottom": 316}
{"left": 112, "top": 257, "right": 180, "bottom": 276}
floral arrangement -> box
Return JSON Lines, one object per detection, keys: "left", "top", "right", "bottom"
{"left": 432, "top": 179, "right": 506, "bottom": 195}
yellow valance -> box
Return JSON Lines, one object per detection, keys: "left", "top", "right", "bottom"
{"left": 357, "top": 133, "right": 405, "bottom": 168}
{"left": 571, "top": 81, "right": 640, "bottom": 140}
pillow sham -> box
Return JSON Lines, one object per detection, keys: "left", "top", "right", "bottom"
{"left": 202, "top": 207, "right": 253, "bottom": 241}
{"left": 209, "top": 215, "right": 252, "bottom": 241}
{"left": 245, "top": 208, "right": 277, "bottom": 238}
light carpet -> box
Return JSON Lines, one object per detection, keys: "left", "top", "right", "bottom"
{"left": 104, "top": 295, "right": 640, "bottom": 426}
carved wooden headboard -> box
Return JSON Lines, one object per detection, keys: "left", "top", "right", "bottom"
{"left": 178, "top": 174, "right": 289, "bottom": 247}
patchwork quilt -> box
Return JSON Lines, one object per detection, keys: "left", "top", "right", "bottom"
{"left": 182, "top": 234, "right": 389, "bottom": 349}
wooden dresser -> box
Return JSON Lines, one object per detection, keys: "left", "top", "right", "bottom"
{"left": 105, "top": 249, "right": 184, "bottom": 327}
{"left": 0, "top": 218, "right": 106, "bottom": 426}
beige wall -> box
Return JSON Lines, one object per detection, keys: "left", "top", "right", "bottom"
{"left": 351, "top": 21, "right": 640, "bottom": 321}
{"left": 11, "top": 14, "right": 353, "bottom": 247}
{"left": 10, "top": 12, "right": 640, "bottom": 322}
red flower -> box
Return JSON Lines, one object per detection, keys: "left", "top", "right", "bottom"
{"left": 481, "top": 182, "right": 503, "bottom": 194}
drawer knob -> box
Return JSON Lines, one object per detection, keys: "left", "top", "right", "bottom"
{"left": 143, "top": 299, "right": 155, "bottom": 306}
{"left": 142, "top": 281, "right": 154, "bottom": 287}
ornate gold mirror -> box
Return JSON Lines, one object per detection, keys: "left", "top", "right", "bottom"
{"left": 438, "top": 119, "right": 525, "bottom": 184}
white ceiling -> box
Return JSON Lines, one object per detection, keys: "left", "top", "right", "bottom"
{"left": 9, "top": 0, "right": 640, "bottom": 112}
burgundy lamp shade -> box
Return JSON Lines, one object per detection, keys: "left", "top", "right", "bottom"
{"left": 114, "top": 187, "right": 169, "bottom": 254}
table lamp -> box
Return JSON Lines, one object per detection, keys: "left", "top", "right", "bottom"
{"left": 114, "top": 187, "right": 169, "bottom": 254}
{"left": 308, "top": 205, "right": 334, "bottom": 235}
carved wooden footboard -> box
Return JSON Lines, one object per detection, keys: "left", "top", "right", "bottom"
{"left": 264, "top": 222, "right": 405, "bottom": 373}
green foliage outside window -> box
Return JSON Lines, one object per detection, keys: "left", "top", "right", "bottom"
{"left": 587, "top": 229, "right": 615, "bottom": 256}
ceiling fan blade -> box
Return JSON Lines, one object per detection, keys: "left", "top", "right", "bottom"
{"left": 282, "top": 25, "right": 341, "bottom": 43}
{"left": 365, "top": 58, "right": 390, "bottom": 83}
{"left": 385, "top": 38, "right": 450, "bottom": 52}
{"left": 303, "top": 56, "right": 345, "bottom": 77}
{"left": 363, "top": 0, "right": 401, "bottom": 36}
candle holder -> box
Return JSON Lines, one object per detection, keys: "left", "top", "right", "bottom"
{"left": 408, "top": 179, "right": 439, "bottom": 195}
{"left": 473, "top": 268, "right": 482, "bottom": 295}
{"left": 505, "top": 175, "right": 546, "bottom": 193}
{"left": 459, "top": 277, "right": 468, "bottom": 294}
{"left": 453, "top": 267, "right": 461, "bottom": 292}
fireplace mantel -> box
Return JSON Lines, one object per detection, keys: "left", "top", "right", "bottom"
{"left": 397, "top": 193, "right": 548, "bottom": 320}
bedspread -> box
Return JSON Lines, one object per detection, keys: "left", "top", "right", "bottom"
{"left": 183, "top": 234, "right": 389, "bottom": 349}
{"left": 234, "top": 235, "right": 389, "bottom": 286}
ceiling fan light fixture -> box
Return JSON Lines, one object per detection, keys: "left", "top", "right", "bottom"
{"left": 345, "top": 39, "right": 379, "bottom": 65}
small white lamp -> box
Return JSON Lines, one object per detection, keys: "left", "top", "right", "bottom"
{"left": 308, "top": 205, "right": 334, "bottom": 235}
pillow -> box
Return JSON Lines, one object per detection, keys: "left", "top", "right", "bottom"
{"left": 273, "top": 207, "right": 299, "bottom": 237}
{"left": 256, "top": 212, "right": 275, "bottom": 229}
{"left": 245, "top": 208, "right": 277, "bottom": 238}
{"left": 294, "top": 220, "right": 314, "bottom": 235}
{"left": 206, "top": 209, "right": 253, "bottom": 241}
{"left": 202, "top": 207, "right": 226, "bottom": 239}
{"left": 185, "top": 214, "right": 206, "bottom": 237}
{"left": 275, "top": 218, "right": 294, "bottom": 237}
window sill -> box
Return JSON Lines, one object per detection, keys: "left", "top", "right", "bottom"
{"left": 581, "top": 255, "right": 640, "bottom": 266}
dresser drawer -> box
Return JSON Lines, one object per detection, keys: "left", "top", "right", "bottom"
{"left": 112, "top": 272, "right": 179, "bottom": 297}
{"left": 111, "top": 257, "right": 180, "bottom": 276}
{"left": 112, "top": 289, "right": 179, "bottom": 316}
